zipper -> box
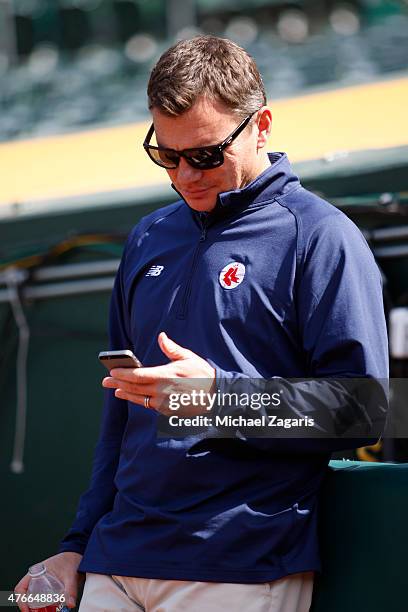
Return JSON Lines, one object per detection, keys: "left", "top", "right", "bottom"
{"left": 110, "top": 575, "right": 146, "bottom": 611}
{"left": 177, "top": 213, "right": 208, "bottom": 319}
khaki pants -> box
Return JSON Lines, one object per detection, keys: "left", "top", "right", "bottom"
{"left": 78, "top": 571, "right": 314, "bottom": 612}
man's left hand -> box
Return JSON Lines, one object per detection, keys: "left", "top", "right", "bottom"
{"left": 102, "top": 332, "right": 216, "bottom": 416}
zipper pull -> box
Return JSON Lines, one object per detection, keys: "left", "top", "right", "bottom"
{"left": 199, "top": 212, "right": 208, "bottom": 241}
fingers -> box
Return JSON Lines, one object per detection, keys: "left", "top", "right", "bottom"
{"left": 14, "top": 553, "right": 82, "bottom": 611}
{"left": 107, "top": 379, "right": 158, "bottom": 408}
{"left": 64, "top": 576, "right": 79, "bottom": 609}
{"left": 58, "top": 554, "right": 83, "bottom": 609}
{"left": 108, "top": 365, "right": 168, "bottom": 383}
{"left": 113, "top": 389, "right": 172, "bottom": 415}
{"left": 14, "top": 574, "right": 77, "bottom": 611}
{"left": 114, "top": 389, "right": 152, "bottom": 407}
{"left": 102, "top": 373, "right": 161, "bottom": 411}
{"left": 103, "top": 378, "right": 156, "bottom": 396}
{"left": 14, "top": 574, "right": 30, "bottom": 612}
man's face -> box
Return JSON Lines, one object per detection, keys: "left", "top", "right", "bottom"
{"left": 151, "top": 97, "right": 265, "bottom": 212}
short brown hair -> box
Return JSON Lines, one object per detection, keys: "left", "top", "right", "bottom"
{"left": 147, "top": 35, "right": 266, "bottom": 118}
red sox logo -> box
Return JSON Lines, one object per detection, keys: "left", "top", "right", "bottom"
{"left": 219, "top": 262, "right": 246, "bottom": 289}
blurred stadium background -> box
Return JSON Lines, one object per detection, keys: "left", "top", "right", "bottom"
{"left": 1, "top": 1, "right": 408, "bottom": 608}
{"left": 0, "top": 0, "right": 407, "bottom": 140}
{"left": 1, "top": 0, "right": 408, "bottom": 201}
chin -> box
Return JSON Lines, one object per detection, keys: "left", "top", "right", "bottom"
{"left": 187, "top": 201, "right": 216, "bottom": 213}
{"left": 182, "top": 193, "right": 217, "bottom": 213}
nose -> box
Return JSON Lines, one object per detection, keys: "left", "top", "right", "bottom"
{"left": 176, "top": 157, "right": 203, "bottom": 184}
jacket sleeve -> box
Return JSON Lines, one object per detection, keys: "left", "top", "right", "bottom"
{"left": 210, "top": 214, "right": 389, "bottom": 453}
{"left": 58, "top": 243, "right": 132, "bottom": 554}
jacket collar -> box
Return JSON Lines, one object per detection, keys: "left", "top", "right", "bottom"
{"left": 216, "top": 152, "right": 299, "bottom": 210}
{"left": 171, "top": 152, "right": 300, "bottom": 219}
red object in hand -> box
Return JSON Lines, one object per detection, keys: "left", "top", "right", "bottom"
{"left": 26, "top": 563, "right": 68, "bottom": 612}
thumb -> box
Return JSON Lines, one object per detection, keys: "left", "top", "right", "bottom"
{"left": 158, "top": 332, "right": 192, "bottom": 362}
{"left": 64, "top": 577, "right": 79, "bottom": 609}
{"left": 14, "top": 574, "right": 30, "bottom": 612}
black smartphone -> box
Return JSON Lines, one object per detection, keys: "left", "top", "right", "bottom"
{"left": 98, "top": 349, "right": 143, "bottom": 371}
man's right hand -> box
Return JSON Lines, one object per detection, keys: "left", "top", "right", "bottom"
{"left": 14, "top": 551, "right": 83, "bottom": 612}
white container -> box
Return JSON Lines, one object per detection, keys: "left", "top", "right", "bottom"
{"left": 390, "top": 307, "right": 408, "bottom": 358}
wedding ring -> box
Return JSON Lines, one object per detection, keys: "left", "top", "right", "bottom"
{"left": 144, "top": 395, "right": 151, "bottom": 409}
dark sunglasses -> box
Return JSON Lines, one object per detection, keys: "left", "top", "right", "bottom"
{"left": 143, "top": 112, "right": 256, "bottom": 170}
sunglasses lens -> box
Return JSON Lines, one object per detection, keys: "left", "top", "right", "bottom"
{"left": 185, "top": 148, "right": 223, "bottom": 169}
{"left": 144, "top": 142, "right": 224, "bottom": 170}
{"left": 147, "top": 146, "right": 180, "bottom": 169}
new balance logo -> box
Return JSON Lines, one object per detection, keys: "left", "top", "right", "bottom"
{"left": 146, "top": 265, "right": 164, "bottom": 277}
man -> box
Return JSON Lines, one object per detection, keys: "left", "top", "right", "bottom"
{"left": 16, "top": 36, "right": 388, "bottom": 612}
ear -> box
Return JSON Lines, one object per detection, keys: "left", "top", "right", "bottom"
{"left": 256, "top": 107, "right": 272, "bottom": 150}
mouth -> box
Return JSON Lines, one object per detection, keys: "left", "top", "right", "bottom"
{"left": 182, "top": 187, "right": 211, "bottom": 197}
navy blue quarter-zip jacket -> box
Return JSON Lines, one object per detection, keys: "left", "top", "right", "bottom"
{"left": 59, "top": 153, "right": 388, "bottom": 583}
